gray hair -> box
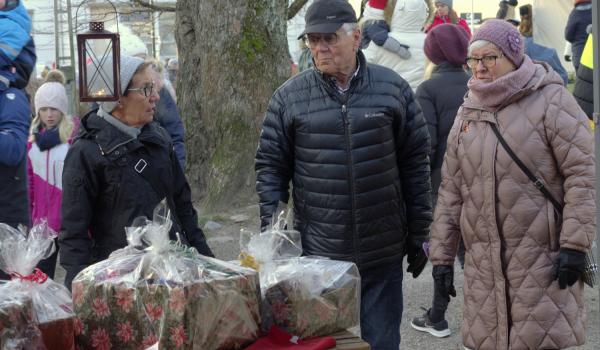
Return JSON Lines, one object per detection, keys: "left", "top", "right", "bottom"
{"left": 341, "top": 22, "right": 359, "bottom": 35}
{"left": 468, "top": 40, "right": 497, "bottom": 56}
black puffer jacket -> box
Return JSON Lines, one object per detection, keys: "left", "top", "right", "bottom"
{"left": 416, "top": 62, "right": 469, "bottom": 199}
{"left": 573, "top": 62, "right": 593, "bottom": 119}
{"left": 59, "top": 110, "right": 212, "bottom": 287}
{"left": 255, "top": 52, "right": 432, "bottom": 272}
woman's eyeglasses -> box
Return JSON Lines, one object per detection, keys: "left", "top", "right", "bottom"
{"left": 127, "top": 83, "right": 155, "bottom": 97}
{"left": 303, "top": 33, "right": 339, "bottom": 49}
{"left": 465, "top": 54, "right": 504, "bottom": 69}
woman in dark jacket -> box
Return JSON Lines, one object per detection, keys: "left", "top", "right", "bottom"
{"left": 411, "top": 23, "right": 469, "bottom": 338}
{"left": 59, "top": 56, "right": 213, "bottom": 288}
{"left": 565, "top": 0, "right": 592, "bottom": 72}
{"left": 416, "top": 23, "right": 469, "bottom": 204}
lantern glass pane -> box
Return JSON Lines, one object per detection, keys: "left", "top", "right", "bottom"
{"left": 85, "top": 38, "right": 115, "bottom": 98}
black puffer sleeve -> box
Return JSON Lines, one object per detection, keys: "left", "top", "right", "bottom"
{"left": 255, "top": 90, "right": 294, "bottom": 229}
{"left": 395, "top": 83, "right": 433, "bottom": 241}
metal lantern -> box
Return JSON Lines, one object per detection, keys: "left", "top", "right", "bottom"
{"left": 77, "top": 22, "right": 120, "bottom": 102}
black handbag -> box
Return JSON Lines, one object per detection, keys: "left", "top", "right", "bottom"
{"left": 490, "top": 123, "right": 597, "bottom": 288}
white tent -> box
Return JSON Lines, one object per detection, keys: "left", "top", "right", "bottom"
{"left": 532, "top": 0, "right": 575, "bottom": 73}
{"left": 455, "top": 0, "right": 574, "bottom": 73}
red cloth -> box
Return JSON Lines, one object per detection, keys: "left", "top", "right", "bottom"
{"left": 368, "top": 0, "right": 387, "bottom": 10}
{"left": 245, "top": 326, "right": 336, "bottom": 350}
{"left": 425, "top": 15, "right": 472, "bottom": 37}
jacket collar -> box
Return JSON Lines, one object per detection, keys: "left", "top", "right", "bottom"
{"left": 79, "top": 110, "right": 168, "bottom": 156}
{"left": 433, "top": 61, "right": 467, "bottom": 74}
{"left": 313, "top": 51, "right": 367, "bottom": 101}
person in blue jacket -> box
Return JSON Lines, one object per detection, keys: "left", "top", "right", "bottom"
{"left": 511, "top": 7, "right": 569, "bottom": 86}
{"left": 565, "top": 0, "right": 592, "bottom": 72}
{"left": 0, "top": 57, "right": 30, "bottom": 229}
{"left": 0, "top": 0, "right": 30, "bottom": 60}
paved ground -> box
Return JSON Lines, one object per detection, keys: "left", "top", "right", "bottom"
{"left": 55, "top": 203, "right": 600, "bottom": 349}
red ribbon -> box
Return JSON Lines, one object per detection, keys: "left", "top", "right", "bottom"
{"left": 10, "top": 268, "right": 49, "bottom": 284}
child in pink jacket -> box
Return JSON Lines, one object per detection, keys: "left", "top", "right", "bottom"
{"left": 27, "top": 75, "right": 73, "bottom": 278}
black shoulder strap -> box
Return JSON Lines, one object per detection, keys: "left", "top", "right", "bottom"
{"left": 489, "top": 123, "right": 563, "bottom": 212}
{"left": 127, "top": 156, "right": 191, "bottom": 246}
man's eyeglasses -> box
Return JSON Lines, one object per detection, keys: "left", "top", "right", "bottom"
{"left": 465, "top": 54, "right": 504, "bottom": 69}
{"left": 127, "top": 83, "right": 155, "bottom": 98}
{"left": 303, "top": 33, "right": 339, "bottom": 49}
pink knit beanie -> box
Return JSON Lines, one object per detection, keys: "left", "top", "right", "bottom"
{"left": 471, "top": 19, "right": 524, "bottom": 66}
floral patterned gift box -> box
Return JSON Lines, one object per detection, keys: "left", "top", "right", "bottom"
{"left": 0, "top": 286, "right": 45, "bottom": 349}
{"left": 72, "top": 202, "right": 261, "bottom": 350}
{"left": 239, "top": 210, "right": 361, "bottom": 340}
{"left": 261, "top": 257, "right": 361, "bottom": 339}
{"left": 0, "top": 222, "right": 75, "bottom": 350}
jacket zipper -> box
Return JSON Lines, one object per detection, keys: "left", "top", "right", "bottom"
{"left": 342, "top": 104, "right": 360, "bottom": 266}
{"left": 45, "top": 148, "right": 50, "bottom": 217}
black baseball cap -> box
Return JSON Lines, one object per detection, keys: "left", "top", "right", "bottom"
{"left": 297, "top": 0, "right": 358, "bottom": 39}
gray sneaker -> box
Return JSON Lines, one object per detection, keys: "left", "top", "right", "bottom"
{"left": 410, "top": 308, "right": 451, "bottom": 338}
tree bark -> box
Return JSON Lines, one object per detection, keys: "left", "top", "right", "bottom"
{"left": 288, "top": 0, "right": 309, "bottom": 20}
{"left": 175, "top": 0, "right": 290, "bottom": 210}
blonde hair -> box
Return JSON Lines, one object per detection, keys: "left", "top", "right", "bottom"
{"left": 29, "top": 111, "right": 74, "bottom": 144}
{"left": 423, "top": 60, "right": 436, "bottom": 80}
{"left": 426, "top": 1, "right": 460, "bottom": 28}
{"left": 384, "top": 0, "right": 397, "bottom": 25}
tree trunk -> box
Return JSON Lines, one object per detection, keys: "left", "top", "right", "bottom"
{"left": 175, "top": 1, "right": 290, "bottom": 210}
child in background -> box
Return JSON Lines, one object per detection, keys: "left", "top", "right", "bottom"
{"left": 27, "top": 71, "right": 73, "bottom": 279}
{"left": 360, "top": 0, "right": 411, "bottom": 59}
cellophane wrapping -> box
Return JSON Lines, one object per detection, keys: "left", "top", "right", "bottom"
{"left": 72, "top": 201, "right": 261, "bottom": 350}
{"left": 0, "top": 222, "right": 75, "bottom": 350}
{"left": 239, "top": 209, "right": 361, "bottom": 339}
{"left": 0, "top": 284, "right": 44, "bottom": 350}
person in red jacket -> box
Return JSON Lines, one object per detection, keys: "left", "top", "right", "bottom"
{"left": 425, "top": 0, "right": 471, "bottom": 37}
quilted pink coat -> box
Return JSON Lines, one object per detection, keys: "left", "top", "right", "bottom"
{"left": 429, "top": 59, "right": 595, "bottom": 349}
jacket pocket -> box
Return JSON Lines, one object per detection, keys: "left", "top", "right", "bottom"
{"left": 547, "top": 202, "right": 560, "bottom": 251}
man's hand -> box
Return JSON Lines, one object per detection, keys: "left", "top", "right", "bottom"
{"left": 406, "top": 238, "right": 428, "bottom": 278}
{"left": 555, "top": 248, "right": 586, "bottom": 289}
{"left": 432, "top": 265, "right": 456, "bottom": 299}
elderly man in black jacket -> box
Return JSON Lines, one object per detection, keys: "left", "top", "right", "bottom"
{"left": 255, "top": 1, "right": 432, "bottom": 349}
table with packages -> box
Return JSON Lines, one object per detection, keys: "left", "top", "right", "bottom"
{"left": 331, "top": 330, "right": 370, "bottom": 350}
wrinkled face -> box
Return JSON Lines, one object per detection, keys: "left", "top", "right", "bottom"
{"left": 39, "top": 107, "right": 63, "bottom": 128}
{"left": 118, "top": 66, "right": 160, "bottom": 127}
{"left": 308, "top": 26, "right": 361, "bottom": 77}
{"left": 468, "top": 43, "right": 516, "bottom": 82}
{"left": 435, "top": 2, "right": 449, "bottom": 16}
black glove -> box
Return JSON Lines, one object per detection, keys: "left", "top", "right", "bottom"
{"left": 432, "top": 265, "right": 456, "bottom": 299}
{"left": 406, "top": 238, "right": 428, "bottom": 278}
{"left": 555, "top": 248, "right": 586, "bottom": 289}
{"left": 564, "top": 54, "right": 572, "bottom": 62}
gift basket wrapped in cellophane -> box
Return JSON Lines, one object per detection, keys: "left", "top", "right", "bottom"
{"left": 0, "top": 222, "right": 75, "bottom": 350}
{"left": 72, "top": 201, "right": 261, "bottom": 350}
{"left": 0, "top": 283, "right": 45, "bottom": 349}
{"left": 239, "top": 208, "right": 361, "bottom": 339}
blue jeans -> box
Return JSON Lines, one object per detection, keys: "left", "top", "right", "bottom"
{"left": 360, "top": 259, "right": 404, "bottom": 350}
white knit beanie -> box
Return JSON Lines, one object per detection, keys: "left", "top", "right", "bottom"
{"left": 100, "top": 55, "right": 145, "bottom": 113}
{"left": 35, "top": 82, "right": 68, "bottom": 116}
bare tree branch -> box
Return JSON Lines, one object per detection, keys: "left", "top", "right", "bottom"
{"left": 130, "top": 0, "right": 175, "bottom": 12}
{"left": 288, "top": 0, "right": 308, "bottom": 20}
